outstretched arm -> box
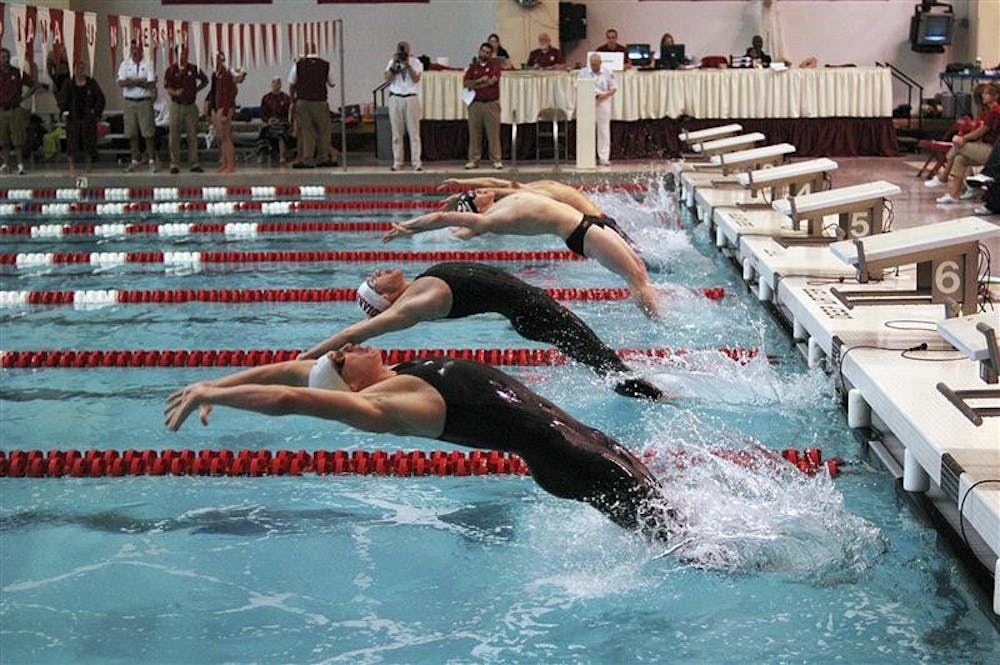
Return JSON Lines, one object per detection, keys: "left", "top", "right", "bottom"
{"left": 298, "top": 300, "right": 428, "bottom": 360}
{"left": 438, "top": 177, "right": 515, "bottom": 190}
{"left": 382, "top": 210, "right": 487, "bottom": 243}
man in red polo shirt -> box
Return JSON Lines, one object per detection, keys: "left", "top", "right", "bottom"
{"left": 164, "top": 45, "right": 209, "bottom": 174}
{"left": 527, "top": 33, "right": 565, "bottom": 70}
{"left": 289, "top": 43, "right": 337, "bottom": 169}
{"left": 463, "top": 42, "right": 502, "bottom": 170}
{"left": 0, "top": 48, "right": 40, "bottom": 175}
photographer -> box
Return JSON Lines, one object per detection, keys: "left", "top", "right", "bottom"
{"left": 384, "top": 41, "right": 423, "bottom": 172}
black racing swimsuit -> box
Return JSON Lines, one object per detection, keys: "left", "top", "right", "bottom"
{"left": 393, "top": 357, "right": 667, "bottom": 533}
{"left": 416, "top": 262, "right": 662, "bottom": 400}
{"left": 564, "top": 214, "right": 640, "bottom": 257}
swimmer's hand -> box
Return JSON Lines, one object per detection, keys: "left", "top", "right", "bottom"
{"left": 381, "top": 222, "right": 414, "bottom": 243}
{"left": 436, "top": 192, "right": 461, "bottom": 211}
{"left": 165, "top": 382, "right": 213, "bottom": 431}
{"left": 437, "top": 179, "right": 462, "bottom": 190}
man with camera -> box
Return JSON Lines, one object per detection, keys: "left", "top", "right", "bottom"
{"left": 384, "top": 41, "right": 423, "bottom": 172}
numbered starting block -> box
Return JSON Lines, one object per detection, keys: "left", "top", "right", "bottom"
{"left": 936, "top": 313, "right": 1000, "bottom": 426}
{"left": 773, "top": 180, "right": 901, "bottom": 240}
{"left": 709, "top": 143, "right": 796, "bottom": 175}
{"left": 829, "top": 217, "right": 1000, "bottom": 316}
{"left": 737, "top": 158, "right": 838, "bottom": 201}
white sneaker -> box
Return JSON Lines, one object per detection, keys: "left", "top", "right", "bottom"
{"left": 125, "top": 160, "right": 140, "bottom": 173}
{"left": 148, "top": 160, "right": 157, "bottom": 174}
{"left": 16, "top": 163, "right": 24, "bottom": 175}
{"left": 959, "top": 188, "right": 977, "bottom": 200}
{"left": 492, "top": 161, "right": 503, "bottom": 170}
{"left": 598, "top": 159, "right": 611, "bottom": 166}
{"left": 0, "top": 164, "right": 7, "bottom": 174}
{"left": 966, "top": 173, "right": 995, "bottom": 188}
{"left": 923, "top": 175, "right": 944, "bottom": 188}
{"left": 464, "top": 161, "right": 478, "bottom": 169}
{"left": 973, "top": 206, "right": 997, "bottom": 216}
{"left": 936, "top": 194, "right": 959, "bottom": 204}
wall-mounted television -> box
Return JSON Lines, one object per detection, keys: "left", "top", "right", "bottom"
{"left": 910, "top": 2, "right": 953, "bottom": 53}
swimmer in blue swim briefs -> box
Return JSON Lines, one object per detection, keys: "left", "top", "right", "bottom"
{"left": 166, "top": 345, "right": 679, "bottom": 539}
{"left": 382, "top": 188, "right": 662, "bottom": 318}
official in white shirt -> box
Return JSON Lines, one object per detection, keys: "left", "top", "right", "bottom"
{"left": 580, "top": 53, "right": 617, "bottom": 166}
{"left": 116, "top": 41, "right": 158, "bottom": 173}
{"left": 385, "top": 41, "right": 423, "bottom": 171}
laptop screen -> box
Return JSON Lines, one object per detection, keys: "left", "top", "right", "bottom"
{"left": 626, "top": 43, "right": 652, "bottom": 67}
{"left": 659, "top": 44, "right": 686, "bottom": 68}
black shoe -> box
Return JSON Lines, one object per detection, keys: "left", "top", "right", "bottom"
{"left": 190, "top": 165, "right": 204, "bottom": 173}
{"left": 169, "top": 166, "right": 180, "bottom": 174}
{"left": 292, "top": 162, "right": 315, "bottom": 169}
{"left": 317, "top": 159, "right": 339, "bottom": 168}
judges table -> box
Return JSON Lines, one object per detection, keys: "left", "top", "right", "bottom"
{"left": 420, "top": 67, "right": 893, "bottom": 124}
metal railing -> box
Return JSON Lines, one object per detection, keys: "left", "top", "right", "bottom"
{"left": 877, "top": 61, "right": 924, "bottom": 136}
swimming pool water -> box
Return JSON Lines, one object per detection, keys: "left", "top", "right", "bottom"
{"left": 2, "top": 183, "right": 998, "bottom": 663}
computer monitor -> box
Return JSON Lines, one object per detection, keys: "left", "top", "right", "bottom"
{"left": 627, "top": 43, "right": 652, "bottom": 68}
{"left": 657, "top": 44, "right": 686, "bottom": 69}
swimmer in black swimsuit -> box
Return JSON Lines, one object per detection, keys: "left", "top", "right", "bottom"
{"left": 166, "top": 346, "right": 676, "bottom": 538}
{"left": 298, "top": 262, "right": 664, "bottom": 400}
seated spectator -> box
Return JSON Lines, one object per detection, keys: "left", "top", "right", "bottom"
{"left": 487, "top": 33, "right": 515, "bottom": 70}
{"left": 745, "top": 35, "right": 771, "bottom": 67}
{"left": 655, "top": 33, "right": 688, "bottom": 69}
{"left": 596, "top": 28, "right": 630, "bottom": 69}
{"left": 258, "top": 76, "right": 292, "bottom": 165}
{"left": 936, "top": 81, "right": 999, "bottom": 204}
{"left": 527, "top": 33, "right": 565, "bottom": 70}
{"left": 57, "top": 60, "right": 105, "bottom": 175}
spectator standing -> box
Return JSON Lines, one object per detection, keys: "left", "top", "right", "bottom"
{"left": 385, "top": 40, "right": 423, "bottom": 172}
{"left": 57, "top": 60, "right": 105, "bottom": 175}
{"left": 463, "top": 42, "right": 502, "bottom": 170}
{"left": 580, "top": 53, "right": 617, "bottom": 166}
{"left": 46, "top": 43, "right": 70, "bottom": 95}
{"left": 527, "top": 33, "right": 565, "bottom": 70}
{"left": 259, "top": 76, "right": 292, "bottom": 165}
{"left": 597, "top": 29, "right": 630, "bottom": 69}
{"left": 210, "top": 52, "right": 246, "bottom": 174}
{"left": 164, "top": 45, "right": 208, "bottom": 174}
{"left": 289, "top": 43, "right": 336, "bottom": 169}
{"left": 0, "top": 48, "right": 39, "bottom": 175}
{"left": 117, "top": 41, "right": 157, "bottom": 173}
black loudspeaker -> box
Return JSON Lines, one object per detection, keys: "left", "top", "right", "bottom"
{"left": 559, "top": 2, "right": 587, "bottom": 42}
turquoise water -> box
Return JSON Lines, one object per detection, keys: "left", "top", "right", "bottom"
{"left": 1, "top": 185, "right": 998, "bottom": 663}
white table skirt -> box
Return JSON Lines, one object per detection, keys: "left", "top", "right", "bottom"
{"left": 419, "top": 67, "right": 893, "bottom": 124}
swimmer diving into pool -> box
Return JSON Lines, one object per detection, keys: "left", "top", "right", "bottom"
{"left": 165, "top": 345, "right": 678, "bottom": 539}
{"left": 382, "top": 189, "right": 662, "bottom": 318}
{"left": 297, "top": 262, "right": 664, "bottom": 401}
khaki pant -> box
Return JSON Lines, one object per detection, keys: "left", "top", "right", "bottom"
{"left": 123, "top": 98, "right": 155, "bottom": 139}
{"left": 389, "top": 93, "right": 422, "bottom": 168}
{"left": 169, "top": 101, "right": 201, "bottom": 169}
{"left": 296, "top": 99, "right": 331, "bottom": 165}
{"left": 953, "top": 140, "right": 994, "bottom": 172}
{"left": 467, "top": 100, "right": 501, "bottom": 163}
{"left": 0, "top": 107, "right": 26, "bottom": 149}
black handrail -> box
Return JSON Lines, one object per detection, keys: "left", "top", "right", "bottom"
{"left": 372, "top": 80, "right": 391, "bottom": 109}
{"left": 877, "top": 61, "right": 924, "bottom": 136}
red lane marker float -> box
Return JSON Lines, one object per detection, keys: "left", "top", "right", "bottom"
{"left": 643, "top": 446, "right": 844, "bottom": 478}
{"left": 3, "top": 250, "right": 584, "bottom": 265}
{"left": 0, "top": 448, "right": 530, "bottom": 478}
{"left": 0, "top": 221, "right": 397, "bottom": 236}
{"left": 8, "top": 286, "right": 725, "bottom": 305}
{"left": 0, "top": 346, "right": 759, "bottom": 369}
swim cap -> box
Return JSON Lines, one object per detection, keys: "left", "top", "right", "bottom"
{"left": 356, "top": 279, "right": 392, "bottom": 318}
{"left": 308, "top": 352, "right": 349, "bottom": 390}
{"left": 455, "top": 190, "right": 478, "bottom": 213}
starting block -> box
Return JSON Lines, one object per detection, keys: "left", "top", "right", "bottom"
{"left": 679, "top": 124, "right": 743, "bottom": 151}
{"left": 936, "top": 312, "right": 1000, "bottom": 426}
{"left": 773, "top": 180, "right": 901, "bottom": 239}
{"left": 829, "top": 216, "right": 999, "bottom": 316}
{"left": 737, "top": 158, "right": 838, "bottom": 201}
{"left": 690, "top": 132, "right": 766, "bottom": 158}
{"left": 709, "top": 143, "right": 796, "bottom": 175}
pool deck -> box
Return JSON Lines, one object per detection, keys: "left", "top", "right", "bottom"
{"left": 4, "top": 152, "right": 1000, "bottom": 614}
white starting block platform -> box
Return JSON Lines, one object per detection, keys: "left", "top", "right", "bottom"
{"left": 739, "top": 234, "right": 859, "bottom": 303}
{"left": 693, "top": 187, "right": 768, "bottom": 225}
{"left": 829, "top": 216, "right": 1000, "bottom": 316}
{"left": 714, "top": 207, "right": 843, "bottom": 254}
{"left": 840, "top": 342, "right": 1000, "bottom": 593}
{"left": 709, "top": 143, "right": 796, "bottom": 175}
{"left": 679, "top": 123, "right": 743, "bottom": 149}
{"left": 736, "top": 158, "right": 838, "bottom": 197}
{"left": 690, "top": 132, "right": 766, "bottom": 157}
{"left": 773, "top": 180, "right": 901, "bottom": 238}
{"left": 679, "top": 170, "right": 741, "bottom": 209}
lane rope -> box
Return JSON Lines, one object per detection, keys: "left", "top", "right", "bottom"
{"left": 5, "top": 249, "right": 584, "bottom": 266}
{"left": 2, "top": 220, "right": 397, "bottom": 237}
{"left": 0, "top": 346, "right": 759, "bottom": 369}
{"left": 0, "top": 286, "right": 725, "bottom": 306}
